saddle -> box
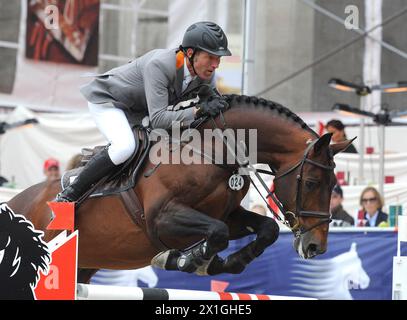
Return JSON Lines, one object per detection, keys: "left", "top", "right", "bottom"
{"left": 62, "top": 126, "right": 150, "bottom": 196}
{"left": 61, "top": 125, "right": 151, "bottom": 231}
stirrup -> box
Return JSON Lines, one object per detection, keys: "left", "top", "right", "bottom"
{"left": 54, "top": 192, "right": 75, "bottom": 203}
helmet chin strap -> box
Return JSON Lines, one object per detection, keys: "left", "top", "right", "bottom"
{"left": 180, "top": 45, "right": 198, "bottom": 77}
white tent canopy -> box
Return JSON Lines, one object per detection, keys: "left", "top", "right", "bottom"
{"left": 0, "top": 106, "right": 106, "bottom": 188}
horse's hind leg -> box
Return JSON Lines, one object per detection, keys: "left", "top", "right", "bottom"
{"left": 207, "top": 206, "right": 279, "bottom": 275}
{"left": 151, "top": 203, "right": 229, "bottom": 274}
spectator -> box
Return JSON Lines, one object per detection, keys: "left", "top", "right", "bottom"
{"left": 358, "top": 186, "right": 388, "bottom": 227}
{"left": 329, "top": 184, "right": 354, "bottom": 227}
{"left": 325, "top": 119, "right": 358, "bottom": 153}
{"left": 43, "top": 158, "right": 61, "bottom": 181}
{"left": 251, "top": 204, "right": 267, "bottom": 216}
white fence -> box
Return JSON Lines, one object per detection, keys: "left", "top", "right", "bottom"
{"left": 76, "top": 284, "right": 314, "bottom": 300}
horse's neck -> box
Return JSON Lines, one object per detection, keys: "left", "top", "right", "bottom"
{"left": 223, "top": 108, "right": 316, "bottom": 171}
{"left": 259, "top": 133, "right": 312, "bottom": 170}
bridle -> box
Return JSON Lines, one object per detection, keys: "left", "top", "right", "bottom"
{"left": 271, "top": 139, "right": 335, "bottom": 238}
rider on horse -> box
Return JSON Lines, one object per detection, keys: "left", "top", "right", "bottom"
{"left": 55, "top": 21, "right": 231, "bottom": 203}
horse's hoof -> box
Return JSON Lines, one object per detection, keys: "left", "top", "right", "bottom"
{"left": 223, "top": 256, "right": 246, "bottom": 274}
{"left": 194, "top": 255, "right": 216, "bottom": 276}
{"left": 151, "top": 249, "right": 180, "bottom": 270}
{"left": 206, "top": 255, "right": 226, "bottom": 275}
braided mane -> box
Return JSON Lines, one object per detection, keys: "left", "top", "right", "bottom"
{"left": 224, "top": 94, "right": 318, "bottom": 138}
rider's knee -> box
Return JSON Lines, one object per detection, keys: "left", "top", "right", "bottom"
{"left": 109, "top": 137, "right": 136, "bottom": 165}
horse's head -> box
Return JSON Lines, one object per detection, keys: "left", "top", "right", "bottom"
{"left": 273, "top": 133, "right": 354, "bottom": 259}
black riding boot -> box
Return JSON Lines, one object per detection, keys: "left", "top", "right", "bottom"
{"left": 55, "top": 148, "right": 116, "bottom": 202}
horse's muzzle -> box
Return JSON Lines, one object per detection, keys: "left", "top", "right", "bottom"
{"left": 305, "top": 243, "right": 319, "bottom": 259}
{"left": 294, "top": 235, "right": 326, "bottom": 259}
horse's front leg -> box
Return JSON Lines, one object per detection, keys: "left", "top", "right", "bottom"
{"left": 207, "top": 206, "right": 279, "bottom": 275}
{"left": 150, "top": 202, "right": 230, "bottom": 274}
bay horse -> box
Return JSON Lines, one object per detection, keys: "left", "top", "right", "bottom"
{"left": 6, "top": 95, "right": 352, "bottom": 283}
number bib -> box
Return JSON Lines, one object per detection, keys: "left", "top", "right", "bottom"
{"left": 228, "top": 174, "right": 244, "bottom": 191}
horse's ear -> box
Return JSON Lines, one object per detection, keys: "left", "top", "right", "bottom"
{"left": 330, "top": 137, "right": 357, "bottom": 156}
{"left": 313, "top": 133, "right": 332, "bottom": 155}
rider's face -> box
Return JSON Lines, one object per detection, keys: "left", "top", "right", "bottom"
{"left": 187, "top": 50, "right": 221, "bottom": 80}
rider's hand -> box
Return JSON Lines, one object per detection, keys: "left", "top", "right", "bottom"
{"left": 195, "top": 96, "right": 229, "bottom": 118}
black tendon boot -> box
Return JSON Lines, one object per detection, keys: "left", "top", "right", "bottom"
{"left": 55, "top": 148, "right": 116, "bottom": 202}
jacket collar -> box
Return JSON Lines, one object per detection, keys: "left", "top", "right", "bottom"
{"left": 174, "top": 50, "right": 203, "bottom": 98}
{"left": 175, "top": 51, "right": 185, "bottom": 98}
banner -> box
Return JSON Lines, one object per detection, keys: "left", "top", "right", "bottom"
{"left": 0, "top": 202, "right": 77, "bottom": 300}
{"left": 26, "top": 0, "right": 100, "bottom": 66}
{"left": 0, "top": 1, "right": 99, "bottom": 111}
{"left": 152, "top": 231, "right": 407, "bottom": 300}
{"left": 34, "top": 230, "right": 78, "bottom": 300}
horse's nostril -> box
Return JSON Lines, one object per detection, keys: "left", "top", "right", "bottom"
{"left": 308, "top": 243, "right": 317, "bottom": 254}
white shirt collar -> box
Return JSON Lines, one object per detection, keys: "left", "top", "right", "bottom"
{"left": 366, "top": 210, "right": 379, "bottom": 226}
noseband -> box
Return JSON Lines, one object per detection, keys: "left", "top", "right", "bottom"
{"left": 271, "top": 139, "right": 335, "bottom": 237}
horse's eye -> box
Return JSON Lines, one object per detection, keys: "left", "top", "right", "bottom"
{"left": 305, "top": 180, "right": 319, "bottom": 189}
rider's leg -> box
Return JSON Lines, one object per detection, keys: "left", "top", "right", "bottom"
{"left": 89, "top": 102, "right": 136, "bottom": 165}
{"left": 55, "top": 102, "right": 136, "bottom": 202}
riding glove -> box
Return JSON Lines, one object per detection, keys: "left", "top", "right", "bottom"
{"left": 195, "top": 96, "right": 229, "bottom": 118}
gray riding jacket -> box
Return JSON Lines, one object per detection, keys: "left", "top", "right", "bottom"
{"left": 80, "top": 48, "right": 216, "bottom": 128}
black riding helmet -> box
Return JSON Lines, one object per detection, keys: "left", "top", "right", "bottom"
{"left": 181, "top": 21, "right": 232, "bottom": 57}
{"left": 180, "top": 21, "right": 231, "bottom": 75}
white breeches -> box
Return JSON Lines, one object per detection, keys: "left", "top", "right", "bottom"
{"left": 88, "top": 102, "right": 136, "bottom": 165}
